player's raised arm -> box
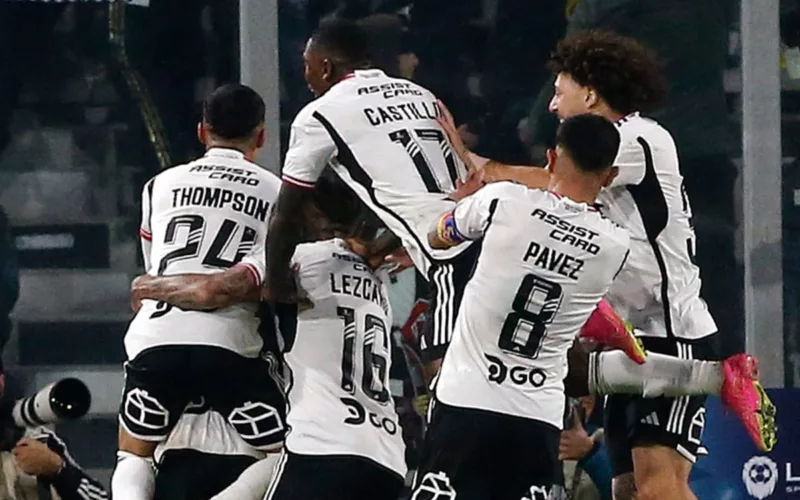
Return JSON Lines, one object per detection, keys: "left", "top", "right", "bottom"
{"left": 428, "top": 183, "right": 507, "bottom": 249}
{"left": 435, "top": 100, "right": 551, "bottom": 190}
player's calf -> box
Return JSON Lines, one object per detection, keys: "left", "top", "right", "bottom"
{"left": 111, "top": 428, "right": 158, "bottom": 500}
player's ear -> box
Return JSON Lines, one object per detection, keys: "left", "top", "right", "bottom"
{"left": 197, "top": 122, "right": 206, "bottom": 146}
{"left": 585, "top": 87, "right": 599, "bottom": 108}
{"left": 322, "top": 58, "right": 335, "bottom": 82}
{"left": 546, "top": 148, "right": 558, "bottom": 173}
{"left": 255, "top": 125, "right": 266, "bottom": 149}
{"left": 603, "top": 167, "right": 619, "bottom": 188}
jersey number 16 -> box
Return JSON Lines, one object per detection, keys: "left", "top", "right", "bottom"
{"left": 337, "top": 307, "right": 391, "bottom": 404}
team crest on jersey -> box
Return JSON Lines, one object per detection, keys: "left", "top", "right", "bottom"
{"left": 124, "top": 388, "right": 169, "bottom": 431}
{"left": 412, "top": 471, "right": 457, "bottom": 500}
{"left": 228, "top": 401, "right": 285, "bottom": 447}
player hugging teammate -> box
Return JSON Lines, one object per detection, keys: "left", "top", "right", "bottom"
{"left": 113, "top": 19, "right": 777, "bottom": 500}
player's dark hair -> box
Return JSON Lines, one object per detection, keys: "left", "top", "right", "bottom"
{"left": 548, "top": 30, "right": 668, "bottom": 114}
{"left": 310, "top": 17, "right": 370, "bottom": 69}
{"left": 311, "top": 170, "right": 378, "bottom": 240}
{"left": 556, "top": 114, "right": 620, "bottom": 173}
{"left": 202, "top": 84, "right": 265, "bottom": 140}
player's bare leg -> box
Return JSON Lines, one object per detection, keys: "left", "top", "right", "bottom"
{"left": 111, "top": 427, "right": 158, "bottom": 500}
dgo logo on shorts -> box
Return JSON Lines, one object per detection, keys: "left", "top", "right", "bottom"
{"left": 228, "top": 401, "right": 284, "bottom": 446}
{"left": 742, "top": 456, "right": 779, "bottom": 499}
{"left": 124, "top": 389, "right": 169, "bottom": 431}
{"left": 412, "top": 471, "right": 457, "bottom": 500}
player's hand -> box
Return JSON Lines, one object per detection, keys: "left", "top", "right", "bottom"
{"left": 130, "top": 274, "right": 155, "bottom": 313}
{"left": 448, "top": 170, "right": 485, "bottom": 202}
{"left": 413, "top": 394, "right": 431, "bottom": 417}
{"left": 13, "top": 438, "right": 64, "bottom": 478}
{"left": 435, "top": 100, "right": 480, "bottom": 174}
{"left": 558, "top": 416, "right": 594, "bottom": 461}
{"left": 384, "top": 248, "right": 414, "bottom": 276}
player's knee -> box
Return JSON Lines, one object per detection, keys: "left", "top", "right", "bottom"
{"left": 118, "top": 427, "right": 158, "bottom": 457}
{"left": 633, "top": 462, "right": 683, "bottom": 500}
{"left": 612, "top": 473, "right": 637, "bottom": 500}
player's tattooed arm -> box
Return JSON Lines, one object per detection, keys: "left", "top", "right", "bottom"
{"left": 266, "top": 183, "right": 314, "bottom": 301}
{"left": 428, "top": 211, "right": 466, "bottom": 249}
{"left": 434, "top": 99, "right": 550, "bottom": 190}
{"left": 131, "top": 266, "right": 260, "bottom": 312}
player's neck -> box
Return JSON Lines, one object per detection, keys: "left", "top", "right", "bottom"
{"left": 548, "top": 177, "right": 599, "bottom": 207}
{"left": 205, "top": 143, "right": 253, "bottom": 161}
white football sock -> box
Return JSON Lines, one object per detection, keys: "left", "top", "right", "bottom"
{"left": 211, "top": 453, "right": 281, "bottom": 500}
{"left": 111, "top": 451, "right": 156, "bottom": 500}
{"left": 589, "top": 350, "right": 723, "bottom": 398}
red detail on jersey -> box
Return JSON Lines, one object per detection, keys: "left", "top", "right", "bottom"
{"left": 139, "top": 228, "right": 152, "bottom": 241}
{"left": 282, "top": 175, "right": 315, "bottom": 189}
{"left": 234, "top": 262, "right": 262, "bottom": 287}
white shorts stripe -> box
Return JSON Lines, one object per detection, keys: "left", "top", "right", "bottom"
{"left": 263, "top": 450, "right": 289, "bottom": 500}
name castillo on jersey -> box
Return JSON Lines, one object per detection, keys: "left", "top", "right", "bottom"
{"left": 361, "top": 82, "right": 440, "bottom": 127}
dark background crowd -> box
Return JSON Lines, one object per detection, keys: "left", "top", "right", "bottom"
{"left": 0, "top": 0, "right": 798, "bottom": 497}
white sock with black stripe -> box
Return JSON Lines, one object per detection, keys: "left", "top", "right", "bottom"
{"left": 110, "top": 451, "right": 155, "bottom": 500}
{"left": 211, "top": 453, "right": 281, "bottom": 500}
{"left": 589, "top": 350, "right": 723, "bottom": 398}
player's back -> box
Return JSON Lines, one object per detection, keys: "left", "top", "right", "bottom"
{"left": 287, "top": 69, "right": 470, "bottom": 273}
{"left": 283, "top": 238, "right": 406, "bottom": 478}
{"left": 126, "top": 148, "right": 281, "bottom": 359}
{"left": 436, "top": 182, "right": 630, "bottom": 429}
{"left": 597, "top": 113, "right": 716, "bottom": 340}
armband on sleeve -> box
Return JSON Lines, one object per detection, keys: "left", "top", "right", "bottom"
{"left": 436, "top": 212, "right": 467, "bottom": 246}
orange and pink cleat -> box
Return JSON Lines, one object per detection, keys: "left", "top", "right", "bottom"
{"left": 580, "top": 299, "right": 648, "bottom": 365}
{"left": 721, "top": 354, "right": 778, "bottom": 452}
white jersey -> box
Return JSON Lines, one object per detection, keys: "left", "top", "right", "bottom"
{"left": 598, "top": 113, "right": 717, "bottom": 340}
{"left": 283, "top": 239, "right": 406, "bottom": 478}
{"left": 281, "top": 69, "right": 471, "bottom": 275}
{"left": 155, "top": 407, "right": 264, "bottom": 463}
{"left": 126, "top": 148, "right": 281, "bottom": 359}
{"left": 435, "top": 183, "right": 630, "bottom": 429}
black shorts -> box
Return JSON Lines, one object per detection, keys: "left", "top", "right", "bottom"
{"left": 154, "top": 449, "right": 257, "bottom": 500}
{"left": 119, "top": 345, "right": 286, "bottom": 450}
{"left": 412, "top": 400, "right": 559, "bottom": 500}
{"left": 265, "top": 450, "right": 404, "bottom": 500}
{"left": 420, "top": 242, "right": 481, "bottom": 363}
{"left": 604, "top": 335, "right": 719, "bottom": 476}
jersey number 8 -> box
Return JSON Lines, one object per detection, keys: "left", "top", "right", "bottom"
{"left": 498, "top": 274, "right": 564, "bottom": 359}
{"left": 337, "top": 306, "right": 391, "bottom": 404}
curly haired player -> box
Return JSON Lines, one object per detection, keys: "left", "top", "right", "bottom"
{"left": 438, "top": 30, "right": 776, "bottom": 500}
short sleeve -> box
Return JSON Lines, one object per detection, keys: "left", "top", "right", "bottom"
{"left": 236, "top": 228, "right": 267, "bottom": 287}
{"left": 139, "top": 178, "right": 154, "bottom": 241}
{"left": 281, "top": 111, "right": 337, "bottom": 189}
{"left": 609, "top": 137, "right": 647, "bottom": 188}
{"left": 451, "top": 183, "right": 511, "bottom": 240}
{"left": 139, "top": 178, "right": 155, "bottom": 272}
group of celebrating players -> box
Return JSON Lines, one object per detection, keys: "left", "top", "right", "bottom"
{"left": 107, "top": 17, "right": 777, "bottom": 500}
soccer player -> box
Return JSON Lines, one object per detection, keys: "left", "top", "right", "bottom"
{"left": 412, "top": 114, "right": 630, "bottom": 500}
{"left": 132, "top": 174, "right": 408, "bottom": 500}
{"left": 265, "top": 18, "right": 480, "bottom": 381}
{"left": 111, "top": 84, "right": 286, "bottom": 500}
{"left": 438, "top": 30, "right": 777, "bottom": 500}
